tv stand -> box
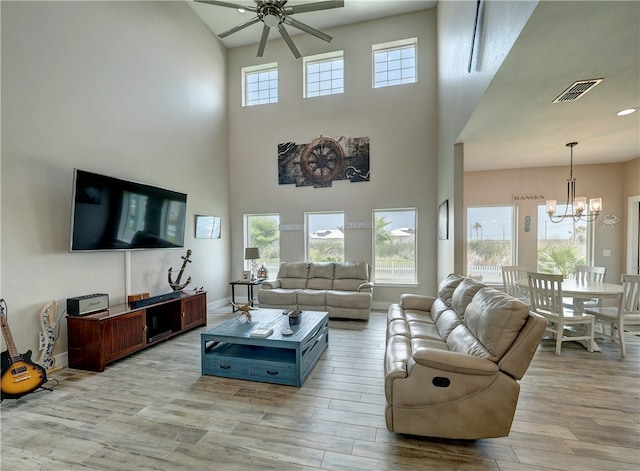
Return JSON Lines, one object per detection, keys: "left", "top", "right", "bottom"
{"left": 67, "top": 291, "right": 206, "bottom": 372}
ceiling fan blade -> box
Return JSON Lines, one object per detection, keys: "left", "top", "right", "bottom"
{"left": 283, "top": 16, "right": 332, "bottom": 43}
{"left": 277, "top": 24, "right": 301, "bottom": 59}
{"left": 218, "top": 16, "right": 261, "bottom": 38}
{"left": 284, "top": 1, "right": 344, "bottom": 15}
{"left": 257, "top": 24, "right": 270, "bottom": 57}
{"left": 196, "top": 0, "right": 257, "bottom": 12}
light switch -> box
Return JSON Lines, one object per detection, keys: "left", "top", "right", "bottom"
{"left": 602, "top": 249, "right": 612, "bottom": 257}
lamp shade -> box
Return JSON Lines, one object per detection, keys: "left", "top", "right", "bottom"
{"left": 245, "top": 247, "right": 260, "bottom": 260}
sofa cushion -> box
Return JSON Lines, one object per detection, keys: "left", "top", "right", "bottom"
{"left": 435, "top": 309, "right": 463, "bottom": 340}
{"left": 277, "top": 262, "right": 310, "bottom": 289}
{"left": 462, "top": 287, "right": 530, "bottom": 361}
{"left": 387, "top": 303, "right": 406, "bottom": 323}
{"left": 408, "top": 321, "right": 441, "bottom": 340}
{"left": 258, "top": 288, "right": 298, "bottom": 306}
{"left": 297, "top": 289, "right": 326, "bottom": 309}
{"left": 326, "top": 290, "right": 372, "bottom": 309}
{"left": 388, "top": 319, "right": 410, "bottom": 338}
{"left": 451, "top": 278, "right": 486, "bottom": 321}
{"left": 445, "top": 324, "right": 492, "bottom": 359}
{"left": 332, "top": 262, "right": 369, "bottom": 291}
{"left": 429, "top": 298, "right": 450, "bottom": 323}
{"left": 438, "top": 274, "right": 465, "bottom": 307}
{"left": 411, "top": 337, "right": 448, "bottom": 352}
{"left": 307, "top": 262, "right": 335, "bottom": 290}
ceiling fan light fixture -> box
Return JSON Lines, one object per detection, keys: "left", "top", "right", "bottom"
{"left": 198, "top": 0, "right": 344, "bottom": 58}
{"left": 263, "top": 13, "right": 281, "bottom": 28}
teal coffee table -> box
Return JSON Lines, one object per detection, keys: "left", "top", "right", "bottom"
{"left": 201, "top": 309, "right": 329, "bottom": 387}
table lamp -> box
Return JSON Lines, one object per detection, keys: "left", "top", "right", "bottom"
{"left": 245, "top": 247, "right": 260, "bottom": 281}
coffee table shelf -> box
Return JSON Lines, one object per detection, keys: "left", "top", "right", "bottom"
{"left": 201, "top": 309, "right": 328, "bottom": 387}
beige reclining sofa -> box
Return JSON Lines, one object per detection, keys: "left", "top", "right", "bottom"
{"left": 385, "top": 274, "right": 546, "bottom": 439}
{"left": 257, "top": 261, "right": 373, "bottom": 320}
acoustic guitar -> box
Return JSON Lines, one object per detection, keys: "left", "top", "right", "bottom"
{"left": 1, "top": 304, "right": 47, "bottom": 399}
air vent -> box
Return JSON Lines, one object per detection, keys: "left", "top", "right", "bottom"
{"left": 553, "top": 78, "right": 604, "bottom": 103}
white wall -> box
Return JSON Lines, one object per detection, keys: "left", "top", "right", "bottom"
{"left": 436, "top": 0, "right": 538, "bottom": 281}
{"left": 226, "top": 10, "right": 439, "bottom": 305}
{"left": 1, "top": 2, "right": 229, "bottom": 362}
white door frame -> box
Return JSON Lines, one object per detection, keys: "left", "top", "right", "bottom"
{"left": 628, "top": 195, "right": 640, "bottom": 274}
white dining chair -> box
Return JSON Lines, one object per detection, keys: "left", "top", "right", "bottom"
{"left": 528, "top": 271, "right": 596, "bottom": 355}
{"left": 564, "top": 265, "right": 607, "bottom": 309}
{"left": 575, "top": 265, "right": 606, "bottom": 282}
{"left": 584, "top": 274, "right": 640, "bottom": 358}
{"left": 501, "top": 266, "right": 530, "bottom": 304}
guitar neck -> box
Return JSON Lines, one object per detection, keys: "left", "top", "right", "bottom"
{"left": 0, "top": 310, "right": 22, "bottom": 362}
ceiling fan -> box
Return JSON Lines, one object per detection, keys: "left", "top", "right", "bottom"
{"left": 195, "top": 1, "right": 345, "bottom": 59}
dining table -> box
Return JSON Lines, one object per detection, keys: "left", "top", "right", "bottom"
{"left": 558, "top": 279, "right": 624, "bottom": 313}
{"left": 518, "top": 278, "right": 624, "bottom": 351}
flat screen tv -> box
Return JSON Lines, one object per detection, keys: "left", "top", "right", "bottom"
{"left": 70, "top": 169, "right": 187, "bottom": 251}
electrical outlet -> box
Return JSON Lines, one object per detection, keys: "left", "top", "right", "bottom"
{"left": 602, "top": 249, "right": 612, "bottom": 257}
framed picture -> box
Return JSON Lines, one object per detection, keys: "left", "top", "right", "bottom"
{"left": 438, "top": 200, "right": 449, "bottom": 240}
{"left": 195, "top": 215, "right": 221, "bottom": 239}
{"left": 241, "top": 271, "right": 251, "bottom": 281}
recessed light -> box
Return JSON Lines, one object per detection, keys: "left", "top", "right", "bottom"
{"left": 617, "top": 107, "right": 638, "bottom": 116}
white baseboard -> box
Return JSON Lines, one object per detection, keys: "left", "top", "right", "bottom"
{"left": 372, "top": 301, "right": 391, "bottom": 311}
{"left": 51, "top": 351, "right": 68, "bottom": 369}
{"left": 208, "top": 297, "right": 230, "bottom": 311}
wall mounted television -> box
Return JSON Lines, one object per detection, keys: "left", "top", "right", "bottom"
{"left": 70, "top": 169, "right": 187, "bottom": 251}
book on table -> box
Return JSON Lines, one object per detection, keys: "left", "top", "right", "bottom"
{"left": 250, "top": 328, "right": 273, "bottom": 338}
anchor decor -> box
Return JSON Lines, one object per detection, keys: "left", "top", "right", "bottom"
{"left": 168, "top": 249, "right": 192, "bottom": 291}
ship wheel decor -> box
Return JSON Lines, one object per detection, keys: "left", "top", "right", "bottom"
{"left": 301, "top": 136, "right": 344, "bottom": 185}
{"left": 278, "top": 135, "right": 370, "bottom": 188}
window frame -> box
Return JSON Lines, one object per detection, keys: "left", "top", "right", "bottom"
{"left": 303, "top": 50, "right": 344, "bottom": 98}
{"left": 305, "top": 211, "right": 345, "bottom": 262}
{"left": 536, "top": 203, "right": 593, "bottom": 277}
{"left": 243, "top": 213, "right": 281, "bottom": 277}
{"left": 373, "top": 208, "right": 418, "bottom": 286}
{"left": 466, "top": 205, "right": 516, "bottom": 284}
{"left": 372, "top": 38, "right": 418, "bottom": 89}
{"left": 242, "top": 62, "right": 278, "bottom": 107}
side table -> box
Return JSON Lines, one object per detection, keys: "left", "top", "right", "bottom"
{"left": 229, "top": 279, "right": 266, "bottom": 311}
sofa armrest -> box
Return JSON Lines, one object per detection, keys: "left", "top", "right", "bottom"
{"left": 412, "top": 348, "right": 499, "bottom": 376}
{"left": 261, "top": 280, "right": 281, "bottom": 289}
{"left": 357, "top": 281, "right": 374, "bottom": 293}
{"left": 400, "top": 294, "right": 436, "bottom": 312}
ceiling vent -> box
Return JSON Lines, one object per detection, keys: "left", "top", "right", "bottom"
{"left": 553, "top": 78, "right": 604, "bottom": 103}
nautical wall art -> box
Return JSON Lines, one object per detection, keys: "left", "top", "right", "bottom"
{"left": 278, "top": 135, "right": 370, "bottom": 188}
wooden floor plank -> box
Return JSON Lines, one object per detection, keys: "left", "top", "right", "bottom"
{"left": 1, "top": 307, "right": 638, "bottom": 470}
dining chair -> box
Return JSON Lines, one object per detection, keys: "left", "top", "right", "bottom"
{"left": 528, "top": 271, "right": 596, "bottom": 355}
{"left": 583, "top": 274, "right": 640, "bottom": 358}
{"left": 564, "top": 265, "right": 607, "bottom": 309}
{"left": 501, "top": 266, "right": 530, "bottom": 304}
{"left": 575, "top": 265, "right": 606, "bottom": 282}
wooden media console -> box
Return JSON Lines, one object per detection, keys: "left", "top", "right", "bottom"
{"left": 67, "top": 291, "right": 207, "bottom": 372}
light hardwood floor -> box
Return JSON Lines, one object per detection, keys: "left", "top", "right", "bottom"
{"left": 1, "top": 306, "right": 638, "bottom": 470}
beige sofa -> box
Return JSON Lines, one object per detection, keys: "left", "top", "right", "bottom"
{"left": 385, "top": 274, "right": 546, "bottom": 439}
{"left": 257, "top": 261, "right": 373, "bottom": 320}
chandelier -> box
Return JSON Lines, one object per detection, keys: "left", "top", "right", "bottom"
{"left": 546, "top": 142, "right": 602, "bottom": 223}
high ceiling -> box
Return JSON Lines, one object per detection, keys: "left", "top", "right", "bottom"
{"left": 188, "top": 0, "right": 640, "bottom": 172}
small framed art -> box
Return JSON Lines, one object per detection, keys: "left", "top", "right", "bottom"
{"left": 438, "top": 200, "right": 449, "bottom": 240}
{"left": 195, "top": 215, "right": 221, "bottom": 239}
